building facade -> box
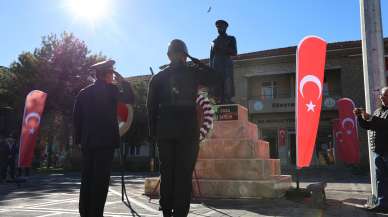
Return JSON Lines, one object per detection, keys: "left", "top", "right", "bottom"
{"left": 232, "top": 39, "right": 388, "bottom": 167}
{"left": 127, "top": 39, "right": 388, "bottom": 169}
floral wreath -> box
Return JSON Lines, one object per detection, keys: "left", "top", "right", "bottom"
{"left": 196, "top": 92, "right": 214, "bottom": 141}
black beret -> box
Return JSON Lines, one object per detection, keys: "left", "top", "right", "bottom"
{"left": 215, "top": 20, "right": 228, "bottom": 27}
{"left": 90, "top": 60, "right": 115, "bottom": 72}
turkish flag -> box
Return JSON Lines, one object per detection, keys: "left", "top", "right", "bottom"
{"left": 18, "top": 90, "right": 47, "bottom": 168}
{"left": 296, "top": 36, "right": 327, "bottom": 168}
{"left": 336, "top": 98, "right": 360, "bottom": 164}
{"left": 332, "top": 119, "right": 345, "bottom": 162}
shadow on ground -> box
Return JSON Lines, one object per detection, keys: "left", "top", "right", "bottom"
{"left": 0, "top": 173, "right": 81, "bottom": 207}
{"left": 188, "top": 197, "right": 387, "bottom": 217}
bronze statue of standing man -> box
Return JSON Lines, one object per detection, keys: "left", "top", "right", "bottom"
{"left": 210, "top": 19, "right": 237, "bottom": 104}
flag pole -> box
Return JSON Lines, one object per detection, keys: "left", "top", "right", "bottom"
{"left": 360, "top": 0, "right": 386, "bottom": 201}
{"left": 296, "top": 167, "right": 300, "bottom": 189}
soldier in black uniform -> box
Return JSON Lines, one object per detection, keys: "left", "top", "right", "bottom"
{"left": 210, "top": 19, "right": 237, "bottom": 104}
{"left": 147, "top": 39, "right": 217, "bottom": 217}
{"left": 5, "top": 134, "right": 17, "bottom": 181}
{"left": 73, "top": 60, "right": 134, "bottom": 217}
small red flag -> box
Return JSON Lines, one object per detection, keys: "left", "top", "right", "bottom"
{"left": 278, "top": 128, "right": 286, "bottom": 147}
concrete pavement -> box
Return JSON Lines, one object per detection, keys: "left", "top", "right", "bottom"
{"left": 0, "top": 169, "right": 387, "bottom": 217}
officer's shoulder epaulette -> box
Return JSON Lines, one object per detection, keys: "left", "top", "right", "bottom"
{"left": 79, "top": 83, "right": 94, "bottom": 93}
{"left": 228, "top": 35, "right": 236, "bottom": 40}
{"left": 159, "top": 65, "right": 172, "bottom": 73}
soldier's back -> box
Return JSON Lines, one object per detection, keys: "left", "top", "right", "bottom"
{"left": 151, "top": 64, "right": 200, "bottom": 140}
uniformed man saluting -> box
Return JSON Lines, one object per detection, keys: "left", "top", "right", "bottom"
{"left": 73, "top": 60, "right": 134, "bottom": 217}
{"left": 147, "top": 39, "right": 217, "bottom": 217}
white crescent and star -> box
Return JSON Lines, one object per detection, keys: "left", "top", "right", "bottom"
{"left": 299, "top": 75, "right": 323, "bottom": 112}
{"left": 299, "top": 75, "right": 322, "bottom": 99}
{"left": 24, "top": 112, "right": 41, "bottom": 134}
{"left": 335, "top": 131, "right": 344, "bottom": 142}
{"left": 306, "top": 101, "right": 316, "bottom": 112}
{"left": 341, "top": 117, "right": 355, "bottom": 135}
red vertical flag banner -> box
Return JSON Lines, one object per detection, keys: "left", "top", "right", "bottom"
{"left": 296, "top": 36, "right": 327, "bottom": 168}
{"left": 336, "top": 98, "right": 360, "bottom": 164}
{"left": 18, "top": 90, "right": 47, "bottom": 167}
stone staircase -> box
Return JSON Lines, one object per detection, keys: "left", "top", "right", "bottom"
{"left": 144, "top": 104, "right": 292, "bottom": 199}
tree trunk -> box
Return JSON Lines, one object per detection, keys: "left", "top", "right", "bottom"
{"left": 63, "top": 117, "right": 72, "bottom": 169}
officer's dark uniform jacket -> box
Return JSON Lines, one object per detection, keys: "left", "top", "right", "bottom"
{"left": 358, "top": 106, "right": 388, "bottom": 155}
{"left": 73, "top": 80, "right": 134, "bottom": 151}
{"left": 147, "top": 62, "right": 217, "bottom": 141}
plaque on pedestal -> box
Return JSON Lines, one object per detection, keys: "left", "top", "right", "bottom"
{"left": 214, "top": 104, "right": 239, "bottom": 121}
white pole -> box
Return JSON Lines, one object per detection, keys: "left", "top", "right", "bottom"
{"left": 359, "top": 0, "right": 386, "bottom": 201}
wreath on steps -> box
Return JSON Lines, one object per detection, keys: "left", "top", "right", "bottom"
{"left": 196, "top": 92, "right": 214, "bottom": 141}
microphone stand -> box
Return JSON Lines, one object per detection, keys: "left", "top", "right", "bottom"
{"left": 119, "top": 134, "right": 140, "bottom": 216}
{"left": 114, "top": 70, "right": 140, "bottom": 216}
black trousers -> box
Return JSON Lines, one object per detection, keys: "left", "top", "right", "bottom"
{"left": 0, "top": 157, "right": 15, "bottom": 180}
{"left": 79, "top": 149, "right": 114, "bottom": 217}
{"left": 6, "top": 157, "right": 16, "bottom": 179}
{"left": 158, "top": 137, "right": 199, "bottom": 217}
{"left": 375, "top": 153, "right": 388, "bottom": 207}
{"left": 0, "top": 158, "right": 7, "bottom": 180}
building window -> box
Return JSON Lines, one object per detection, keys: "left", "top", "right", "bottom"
{"left": 130, "top": 145, "right": 141, "bottom": 156}
{"left": 261, "top": 81, "right": 278, "bottom": 99}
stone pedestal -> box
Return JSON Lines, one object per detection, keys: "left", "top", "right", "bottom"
{"left": 144, "top": 104, "right": 292, "bottom": 199}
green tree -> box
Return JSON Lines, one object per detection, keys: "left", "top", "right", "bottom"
{"left": 125, "top": 79, "right": 149, "bottom": 146}
{"left": 0, "top": 66, "right": 15, "bottom": 106}
{"left": 4, "top": 32, "right": 106, "bottom": 168}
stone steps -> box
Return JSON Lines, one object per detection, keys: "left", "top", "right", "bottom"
{"left": 144, "top": 104, "right": 292, "bottom": 199}
{"left": 195, "top": 159, "right": 280, "bottom": 180}
{"left": 198, "top": 139, "right": 269, "bottom": 159}
{"left": 192, "top": 176, "right": 292, "bottom": 199}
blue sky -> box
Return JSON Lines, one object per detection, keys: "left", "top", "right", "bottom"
{"left": 1, "top": 0, "right": 387, "bottom": 77}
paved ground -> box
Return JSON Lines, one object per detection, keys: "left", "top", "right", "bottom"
{"left": 0, "top": 168, "right": 387, "bottom": 217}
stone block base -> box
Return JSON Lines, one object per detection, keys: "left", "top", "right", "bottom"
{"left": 144, "top": 105, "right": 292, "bottom": 199}
{"left": 198, "top": 139, "right": 269, "bottom": 159}
{"left": 144, "top": 175, "right": 292, "bottom": 199}
{"left": 144, "top": 177, "right": 160, "bottom": 196}
{"left": 195, "top": 159, "right": 280, "bottom": 180}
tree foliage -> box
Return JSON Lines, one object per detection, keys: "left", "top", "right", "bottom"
{"left": 34, "top": 32, "right": 105, "bottom": 116}
{"left": 125, "top": 79, "right": 149, "bottom": 146}
{"left": 0, "top": 32, "right": 106, "bottom": 167}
